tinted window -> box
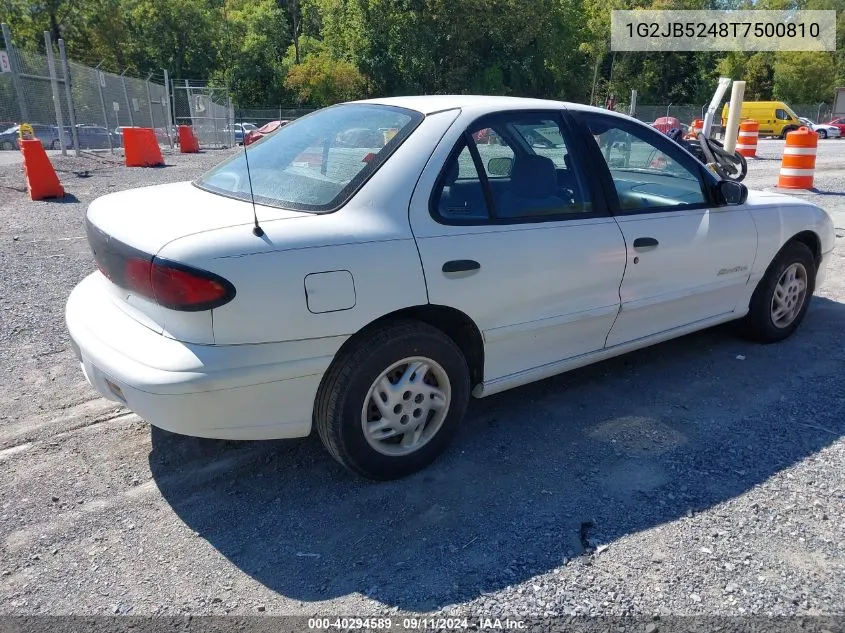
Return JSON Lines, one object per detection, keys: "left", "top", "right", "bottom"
{"left": 431, "top": 112, "right": 591, "bottom": 223}
{"left": 583, "top": 113, "right": 707, "bottom": 212}
{"left": 197, "top": 104, "right": 423, "bottom": 212}
{"left": 433, "top": 141, "right": 491, "bottom": 221}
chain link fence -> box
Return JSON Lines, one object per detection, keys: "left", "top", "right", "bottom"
{"left": 0, "top": 24, "right": 180, "bottom": 153}
{"left": 172, "top": 82, "right": 233, "bottom": 149}
{"left": 0, "top": 24, "right": 253, "bottom": 153}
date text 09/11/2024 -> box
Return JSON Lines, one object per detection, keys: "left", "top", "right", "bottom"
{"left": 307, "top": 617, "right": 528, "bottom": 630}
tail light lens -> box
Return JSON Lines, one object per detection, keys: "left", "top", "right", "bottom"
{"left": 87, "top": 219, "right": 235, "bottom": 312}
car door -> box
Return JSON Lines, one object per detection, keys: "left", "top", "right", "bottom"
{"left": 409, "top": 110, "right": 627, "bottom": 383}
{"left": 571, "top": 111, "right": 758, "bottom": 348}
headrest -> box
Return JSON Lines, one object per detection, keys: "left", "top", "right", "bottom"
{"left": 510, "top": 154, "right": 557, "bottom": 198}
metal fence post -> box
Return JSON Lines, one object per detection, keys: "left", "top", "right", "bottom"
{"left": 120, "top": 70, "right": 135, "bottom": 127}
{"left": 144, "top": 73, "right": 155, "bottom": 129}
{"left": 57, "top": 39, "right": 80, "bottom": 156}
{"left": 43, "top": 31, "right": 67, "bottom": 154}
{"left": 94, "top": 63, "right": 114, "bottom": 154}
{"left": 163, "top": 69, "right": 174, "bottom": 148}
{"left": 2, "top": 23, "right": 29, "bottom": 122}
{"left": 230, "top": 96, "right": 236, "bottom": 146}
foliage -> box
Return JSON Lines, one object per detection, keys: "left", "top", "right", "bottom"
{"left": 0, "top": 0, "right": 841, "bottom": 110}
{"left": 283, "top": 53, "right": 370, "bottom": 106}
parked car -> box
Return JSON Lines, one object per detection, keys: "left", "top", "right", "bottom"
{"left": 824, "top": 117, "right": 845, "bottom": 136}
{"left": 798, "top": 117, "right": 841, "bottom": 139}
{"left": 66, "top": 96, "right": 834, "bottom": 480}
{"left": 243, "top": 119, "right": 289, "bottom": 146}
{"left": 60, "top": 125, "right": 122, "bottom": 150}
{"left": 224, "top": 122, "right": 258, "bottom": 144}
{"left": 0, "top": 123, "right": 62, "bottom": 150}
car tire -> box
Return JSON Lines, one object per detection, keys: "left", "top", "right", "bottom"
{"left": 50, "top": 139, "right": 61, "bottom": 149}
{"left": 741, "top": 241, "right": 816, "bottom": 344}
{"left": 0, "top": 140, "right": 13, "bottom": 151}
{"left": 780, "top": 126, "right": 798, "bottom": 139}
{"left": 818, "top": 129, "right": 827, "bottom": 139}
{"left": 314, "top": 320, "right": 470, "bottom": 480}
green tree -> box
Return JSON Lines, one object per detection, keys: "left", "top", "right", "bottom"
{"left": 283, "top": 53, "right": 370, "bottom": 105}
{"left": 773, "top": 52, "right": 837, "bottom": 103}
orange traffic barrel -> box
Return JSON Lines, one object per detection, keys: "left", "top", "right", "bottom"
{"left": 736, "top": 120, "right": 759, "bottom": 158}
{"left": 777, "top": 127, "right": 818, "bottom": 189}
{"left": 178, "top": 125, "right": 200, "bottom": 153}
{"left": 123, "top": 128, "right": 164, "bottom": 167}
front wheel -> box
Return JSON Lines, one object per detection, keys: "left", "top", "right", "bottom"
{"left": 817, "top": 129, "right": 827, "bottom": 139}
{"left": 314, "top": 320, "right": 470, "bottom": 480}
{"left": 741, "top": 241, "right": 816, "bottom": 343}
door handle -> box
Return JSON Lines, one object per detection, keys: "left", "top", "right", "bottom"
{"left": 633, "top": 237, "right": 659, "bottom": 249}
{"left": 442, "top": 260, "right": 481, "bottom": 273}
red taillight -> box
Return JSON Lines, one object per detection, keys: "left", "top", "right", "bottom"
{"left": 120, "top": 257, "right": 234, "bottom": 312}
{"left": 150, "top": 262, "right": 230, "bottom": 310}
{"left": 87, "top": 219, "right": 235, "bottom": 312}
{"left": 124, "top": 257, "right": 154, "bottom": 297}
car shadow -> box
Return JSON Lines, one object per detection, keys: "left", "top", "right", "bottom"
{"left": 149, "top": 296, "right": 845, "bottom": 612}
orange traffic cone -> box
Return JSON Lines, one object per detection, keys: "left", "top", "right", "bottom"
{"left": 123, "top": 128, "right": 164, "bottom": 167}
{"left": 20, "top": 139, "right": 64, "bottom": 200}
{"left": 178, "top": 125, "right": 200, "bottom": 153}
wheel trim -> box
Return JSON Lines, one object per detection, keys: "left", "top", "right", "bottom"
{"left": 771, "top": 262, "right": 808, "bottom": 328}
{"left": 361, "top": 356, "right": 452, "bottom": 457}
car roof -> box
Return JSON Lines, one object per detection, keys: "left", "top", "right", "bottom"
{"left": 353, "top": 95, "right": 619, "bottom": 118}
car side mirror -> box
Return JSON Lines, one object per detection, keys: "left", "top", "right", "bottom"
{"left": 717, "top": 179, "right": 748, "bottom": 205}
{"left": 487, "top": 156, "right": 513, "bottom": 177}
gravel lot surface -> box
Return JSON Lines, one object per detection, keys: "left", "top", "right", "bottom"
{"left": 0, "top": 140, "right": 844, "bottom": 619}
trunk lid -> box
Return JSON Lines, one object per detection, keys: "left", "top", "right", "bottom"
{"left": 86, "top": 181, "right": 307, "bottom": 254}
{"left": 84, "top": 181, "right": 310, "bottom": 343}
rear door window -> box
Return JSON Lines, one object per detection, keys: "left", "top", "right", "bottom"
{"left": 197, "top": 104, "right": 423, "bottom": 212}
{"left": 431, "top": 112, "right": 592, "bottom": 223}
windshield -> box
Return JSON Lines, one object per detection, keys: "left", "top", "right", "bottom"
{"left": 197, "top": 104, "right": 423, "bottom": 212}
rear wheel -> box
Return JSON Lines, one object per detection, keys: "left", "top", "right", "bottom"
{"left": 314, "top": 320, "right": 470, "bottom": 480}
{"left": 50, "top": 139, "right": 61, "bottom": 149}
{"left": 0, "top": 140, "right": 13, "bottom": 151}
{"left": 741, "top": 241, "right": 816, "bottom": 343}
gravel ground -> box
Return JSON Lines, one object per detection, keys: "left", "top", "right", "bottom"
{"left": 0, "top": 140, "right": 844, "bottom": 620}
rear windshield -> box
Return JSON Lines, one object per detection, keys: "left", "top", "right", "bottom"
{"left": 195, "top": 103, "right": 423, "bottom": 212}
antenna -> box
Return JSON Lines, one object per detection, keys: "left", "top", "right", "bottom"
{"left": 220, "top": 0, "right": 263, "bottom": 237}
{"left": 241, "top": 135, "right": 264, "bottom": 237}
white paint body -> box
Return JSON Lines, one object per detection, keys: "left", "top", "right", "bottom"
{"left": 65, "top": 96, "right": 836, "bottom": 440}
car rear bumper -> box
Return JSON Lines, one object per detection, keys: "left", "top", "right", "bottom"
{"left": 65, "top": 273, "right": 342, "bottom": 440}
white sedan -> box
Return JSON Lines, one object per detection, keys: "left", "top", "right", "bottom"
{"left": 66, "top": 96, "right": 835, "bottom": 479}
{"left": 799, "top": 117, "right": 841, "bottom": 139}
